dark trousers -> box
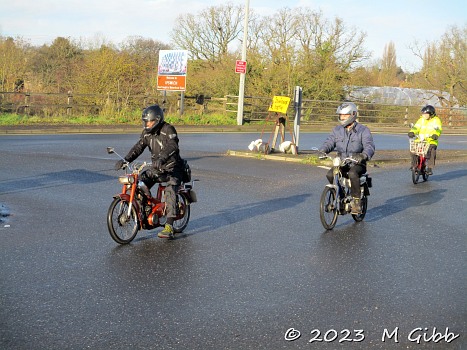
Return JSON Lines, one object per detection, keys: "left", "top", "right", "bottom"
{"left": 326, "top": 164, "right": 366, "bottom": 198}
{"left": 141, "top": 169, "right": 181, "bottom": 218}
{"left": 411, "top": 145, "right": 437, "bottom": 168}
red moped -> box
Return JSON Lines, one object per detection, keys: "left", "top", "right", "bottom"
{"left": 106, "top": 147, "right": 196, "bottom": 244}
{"left": 409, "top": 138, "right": 430, "bottom": 184}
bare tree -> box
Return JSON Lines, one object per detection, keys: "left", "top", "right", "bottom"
{"left": 254, "top": 8, "right": 299, "bottom": 96}
{"left": 294, "top": 8, "right": 370, "bottom": 99}
{"left": 379, "top": 41, "right": 399, "bottom": 85}
{"left": 170, "top": 3, "right": 244, "bottom": 63}
{"left": 412, "top": 24, "right": 467, "bottom": 107}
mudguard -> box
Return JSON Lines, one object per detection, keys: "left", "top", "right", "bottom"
{"left": 112, "top": 193, "right": 143, "bottom": 220}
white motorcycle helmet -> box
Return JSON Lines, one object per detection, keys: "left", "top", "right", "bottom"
{"left": 336, "top": 102, "right": 358, "bottom": 127}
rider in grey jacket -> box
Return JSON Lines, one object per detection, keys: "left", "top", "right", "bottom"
{"left": 319, "top": 102, "right": 375, "bottom": 214}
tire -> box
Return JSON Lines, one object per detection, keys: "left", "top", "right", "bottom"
{"left": 107, "top": 197, "right": 139, "bottom": 244}
{"left": 352, "top": 195, "right": 368, "bottom": 222}
{"left": 319, "top": 187, "right": 338, "bottom": 230}
{"left": 173, "top": 194, "right": 190, "bottom": 233}
{"left": 412, "top": 168, "right": 420, "bottom": 184}
{"left": 422, "top": 164, "right": 430, "bottom": 181}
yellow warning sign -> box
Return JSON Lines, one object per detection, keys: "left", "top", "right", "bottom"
{"left": 268, "top": 96, "right": 291, "bottom": 114}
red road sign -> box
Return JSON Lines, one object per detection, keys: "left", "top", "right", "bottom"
{"left": 235, "top": 60, "right": 247, "bottom": 74}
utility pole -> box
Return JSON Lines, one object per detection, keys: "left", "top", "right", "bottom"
{"left": 236, "top": 0, "right": 249, "bottom": 125}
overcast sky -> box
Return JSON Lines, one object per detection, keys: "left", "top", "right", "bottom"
{"left": 1, "top": 0, "right": 466, "bottom": 73}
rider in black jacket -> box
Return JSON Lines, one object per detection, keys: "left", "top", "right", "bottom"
{"left": 115, "top": 104, "right": 184, "bottom": 239}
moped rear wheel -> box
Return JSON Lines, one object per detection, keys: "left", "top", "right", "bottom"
{"left": 173, "top": 194, "right": 190, "bottom": 233}
{"left": 352, "top": 195, "right": 368, "bottom": 222}
{"left": 107, "top": 197, "right": 139, "bottom": 244}
{"left": 319, "top": 187, "right": 338, "bottom": 230}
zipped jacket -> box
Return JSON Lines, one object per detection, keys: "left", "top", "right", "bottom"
{"left": 320, "top": 122, "right": 375, "bottom": 161}
{"left": 124, "top": 122, "right": 183, "bottom": 172}
{"left": 410, "top": 115, "right": 443, "bottom": 146}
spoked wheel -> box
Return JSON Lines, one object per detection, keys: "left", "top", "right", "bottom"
{"left": 319, "top": 187, "right": 338, "bottom": 230}
{"left": 411, "top": 167, "right": 420, "bottom": 184}
{"left": 107, "top": 197, "right": 139, "bottom": 244}
{"left": 352, "top": 195, "right": 368, "bottom": 222}
{"left": 173, "top": 194, "right": 190, "bottom": 233}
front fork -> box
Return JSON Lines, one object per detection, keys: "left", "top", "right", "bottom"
{"left": 116, "top": 182, "right": 139, "bottom": 220}
{"left": 417, "top": 155, "right": 426, "bottom": 171}
{"left": 334, "top": 174, "right": 346, "bottom": 212}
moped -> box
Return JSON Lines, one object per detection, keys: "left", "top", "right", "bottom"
{"left": 317, "top": 151, "right": 372, "bottom": 230}
{"left": 106, "top": 147, "right": 197, "bottom": 244}
{"left": 409, "top": 137, "right": 431, "bottom": 184}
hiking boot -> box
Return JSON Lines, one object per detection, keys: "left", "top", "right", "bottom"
{"left": 351, "top": 198, "right": 362, "bottom": 215}
{"left": 426, "top": 168, "right": 433, "bottom": 175}
{"left": 158, "top": 224, "right": 174, "bottom": 239}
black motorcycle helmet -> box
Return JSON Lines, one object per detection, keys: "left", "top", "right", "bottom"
{"left": 421, "top": 105, "right": 436, "bottom": 117}
{"left": 142, "top": 105, "right": 164, "bottom": 133}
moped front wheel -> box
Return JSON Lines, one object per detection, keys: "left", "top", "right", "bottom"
{"left": 107, "top": 197, "right": 139, "bottom": 244}
{"left": 173, "top": 194, "right": 190, "bottom": 233}
{"left": 422, "top": 164, "right": 430, "bottom": 181}
{"left": 352, "top": 195, "right": 368, "bottom": 222}
{"left": 411, "top": 167, "right": 420, "bottom": 184}
{"left": 319, "top": 187, "right": 338, "bottom": 230}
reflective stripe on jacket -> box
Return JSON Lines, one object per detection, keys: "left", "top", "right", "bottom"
{"left": 410, "top": 116, "right": 443, "bottom": 146}
{"left": 124, "top": 122, "right": 183, "bottom": 172}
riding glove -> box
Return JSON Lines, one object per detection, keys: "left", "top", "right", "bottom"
{"left": 353, "top": 153, "right": 367, "bottom": 164}
{"left": 408, "top": 131, "right": 415, "bottom": 138}
{"left": 114, "top": 159, "right": 125, "bottom": 170}
{"left": 431, "top": 134, "right": 438, "bottom": 140}
{"left": 153, "top": 158, "right": 163, "bottom": 171}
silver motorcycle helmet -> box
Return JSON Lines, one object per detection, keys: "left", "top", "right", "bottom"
{"left": 336, "top": 102, "right": 358, "bottom": 127}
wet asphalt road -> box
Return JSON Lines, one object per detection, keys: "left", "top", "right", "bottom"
{"left": 0, "top": 133, "right": 466, "bottom": 350}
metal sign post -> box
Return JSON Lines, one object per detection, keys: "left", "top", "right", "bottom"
{"left": 293, "top": 86, "right": 302, "bottom": 151}
{"left": 236, "top": 0, "right": 250, "bottom": 126}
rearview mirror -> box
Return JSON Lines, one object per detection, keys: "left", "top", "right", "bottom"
{"left": 107, "top": 147, "right": 114, "bottom": 154}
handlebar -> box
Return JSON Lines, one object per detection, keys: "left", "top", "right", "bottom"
{"left": 313, "top": 148, "right": 359, "bottom": 166}
{"left": 107, "top": 146, "right": 155, "bottom": 174}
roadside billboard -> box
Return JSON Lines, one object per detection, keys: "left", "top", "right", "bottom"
{"left": 157, "top": 50, "right": 188, "bottom": 91}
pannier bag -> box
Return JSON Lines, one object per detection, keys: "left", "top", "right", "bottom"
{"left": 182, "top": 159, "right": 191, "bottom": 183}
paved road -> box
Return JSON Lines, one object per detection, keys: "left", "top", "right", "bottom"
{"left": 0, "top": 134, "right": 466, "bottom": 349}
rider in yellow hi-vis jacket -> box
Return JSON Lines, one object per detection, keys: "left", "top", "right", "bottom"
{"left": 408, "top": 105, "right": 443, "bottom": 175}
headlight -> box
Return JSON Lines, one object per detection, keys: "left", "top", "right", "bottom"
{"left": 118, "top": 175, "right": 134, "bottom": 184}
{"left": 333, "top": 157, "right": 341, "bottom": 167}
